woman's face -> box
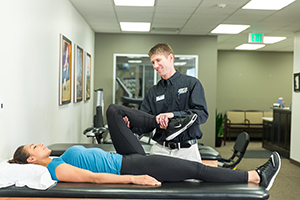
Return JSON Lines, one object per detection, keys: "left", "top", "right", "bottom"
{"left": 24, "top": 143, "right": 51, "bottom": 163}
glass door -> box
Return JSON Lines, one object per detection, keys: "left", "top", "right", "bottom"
{"left": 113, "top": 54, "right": 198, "bottom": 108}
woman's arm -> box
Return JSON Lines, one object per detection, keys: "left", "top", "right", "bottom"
{"left": 55, "top": 163, "right": 161, "bottom": 186}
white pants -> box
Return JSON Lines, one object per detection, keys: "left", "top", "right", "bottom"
{"left": 150, "top": 142, "right": 202, "bottom": 163}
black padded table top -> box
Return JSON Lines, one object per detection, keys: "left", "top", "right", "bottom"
{"left": 0, "top": 181, "right": 269, "bottom": 199}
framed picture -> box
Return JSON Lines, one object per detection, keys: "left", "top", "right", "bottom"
{"left": 294, "top": 72, "right": 300, "bottom": 92}
{"left": 59, "top": 34, "right": 72, "bottom": 105}
{"left": 74, "top": 44, "right": 83, "bottom": 103}
{"left": 84, "top": 52, "right": 91, "bottom": 101}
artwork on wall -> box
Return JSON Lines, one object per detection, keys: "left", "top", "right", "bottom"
{"left": 84, "top": 52, "right": 91, "bottom": 101}
{"left": 59, "top": 34, "right": 72, "bottom": 105}
{"left": 294, "top": 72, "right": 300, "bottom": 92}
{"left": 74, "top": 44, "right": 83, "bottom": 103}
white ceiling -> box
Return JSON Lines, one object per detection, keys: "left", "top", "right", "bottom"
{"left": 69, "top": 0, "right": 300, "bottom": 52}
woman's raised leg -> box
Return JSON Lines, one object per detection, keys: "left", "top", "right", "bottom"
{"left": 106, "top": 104, "right": 157, "bottom": 155}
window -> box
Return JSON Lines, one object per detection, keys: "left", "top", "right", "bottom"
{"left": 113, "top": 54, "right": 198, "bottom": 107}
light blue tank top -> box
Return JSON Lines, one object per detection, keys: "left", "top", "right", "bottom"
{"left": 47, "top": 145, "right": 123, "bottom": 181}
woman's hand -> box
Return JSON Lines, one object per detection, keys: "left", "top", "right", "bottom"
{"left": 123, "top": 116, "right": 130, "bottom": 128}
{"left": 131, "top": 175, "right": 161, "bottom": 186}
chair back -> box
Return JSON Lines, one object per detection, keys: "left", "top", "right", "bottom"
{"left": 226, "top": 110, "right": 245, "bottom": 124}
{"left": 263, "top": 111, "right": 273, "bottom": 118}
{"left": 245, "top": 111, "right": 263, "bottom": 124}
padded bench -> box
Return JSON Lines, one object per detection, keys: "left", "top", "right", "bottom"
{"left": 0, "top": 181, "right": 269, "bottom": 199}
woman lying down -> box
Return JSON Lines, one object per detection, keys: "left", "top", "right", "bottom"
{"left": 9, "top": 104, "right": 280, "bottom": 191}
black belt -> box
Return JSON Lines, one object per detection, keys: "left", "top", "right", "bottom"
{"left": 158, "top": 139, "right": 197, "bottom": 150}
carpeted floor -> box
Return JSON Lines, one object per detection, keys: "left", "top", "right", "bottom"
{"left": 244, "top": 149, "right": 274, "bottom": 159}
{"left": 215, "top": 141, "right": 300, "bottom": 200}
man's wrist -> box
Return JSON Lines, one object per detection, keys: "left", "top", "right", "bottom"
{"left": 172, "top": 111, "right": 181, "bottom": 118}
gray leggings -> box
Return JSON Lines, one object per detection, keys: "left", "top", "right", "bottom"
{"left": 106, "top": 104, "right": 248, "bottom": 183}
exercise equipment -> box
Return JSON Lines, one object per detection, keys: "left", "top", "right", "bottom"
{"left": 218, "top": 131, "right": 250, "bottom": 168}
{"left": 199, "top": 132, "right": 250, "bottom": 169}
{"left": 83, "top": 88, "right": 108, "bottom": 144}
{"left": 116, "top": 77, "right": 143, "bottom": 109}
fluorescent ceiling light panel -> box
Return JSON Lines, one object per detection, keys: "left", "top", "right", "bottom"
{"left": 242, "top": 0, "right": 295, "bottom": 10}
{"left": 179, "top": 57, "right": 193, "bottom": 60}
{"left": 211, "top": 24, "right": 250, "bottom": 34}
{"left": 114, "top": 0, "right": 155, "bottom": 6}
{"left": 128, "top": 56, "right": 142, "bottom": 58}
{"left": 120, "top": 22, "right": 150, "bottom": 32}
{"left": 128, "top": 60, "right": 142, "bottom": 63}
{"left": 263, "top": 36, "right": 287, "bottom": 44}
{"left": 174, "top": 62, "right": 187, "bottom": 66}
{"left": 235, "top": 44, "right": 265, "bottom": 50}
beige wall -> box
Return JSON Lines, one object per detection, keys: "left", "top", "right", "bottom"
{"left": 0, "top": 0, "right": 95, "bottom": 161}
{"left": 217, "top": 50, "right": 293, "bottom": 113}
{"left": 291, "top": 32, "right": 300, "bottom": 163}
{"left": 95, "top": 33, "right": 218, "bottom": 146}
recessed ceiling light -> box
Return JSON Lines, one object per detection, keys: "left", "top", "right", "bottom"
{"left": 114, "top": 0, "right": 155, "bottom": 7}
{"left": 242, "top": 0, "right": 295, "bottom": 10}
{"left": 179, "top": 57, "right": 193, "bottom": 60}
{"left": 211, "top": 24, "right": 250, "bottom": 34}
{"left": 174, "top": 62, "right": 187, "bottom": 66}
{"left": 235, "top": 44, "right": 265, "bottom": 50}
{"left": 120, "top": 22, "right": 151, "bottom": 32}
{"left": 128, "top": 60, "right": 142, "bottom": 63}
{"left": 128, "top": 56, "right": 142, "bottom": 58}
{"left": 263, "top": 36, "right": 287, "bottom": 44}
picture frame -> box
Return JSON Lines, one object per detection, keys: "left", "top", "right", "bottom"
{"left": 84, "top": 52, "right": 91, "bottom": 101}
{"left": 74, "top": 44, "right": 84, "bottom": 103}
{"left": 294, "top": 72, "right": 300, "bottom": 92}
{"left": 59, "top": 34, "right": 72, "bottom": 105}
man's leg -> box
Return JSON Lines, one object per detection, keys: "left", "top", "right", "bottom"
{"left": 170, "top": 143, "right": 202, "bottom": 162}
{"left": 150, "top": 143, "right": 202, "bottom": 162}
{"left": 106, "top": 104, "right": 157, "bottom": 155}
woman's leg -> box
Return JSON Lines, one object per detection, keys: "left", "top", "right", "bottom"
{"left": 121, "top": 154, "right": 248, "bottom": 183}
{"left": 106, "top": 104, "right": 158, "bottom": 155}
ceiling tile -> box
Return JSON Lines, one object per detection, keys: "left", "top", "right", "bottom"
{"left": 69, "top": 0, "right": 299, "bottom": 51}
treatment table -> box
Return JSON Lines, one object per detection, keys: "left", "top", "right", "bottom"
{"left": 0, "top": 181, "right": 269, "bottom": 199}
{"left": 0, "top": 143, "right": 270, "bottom": 199}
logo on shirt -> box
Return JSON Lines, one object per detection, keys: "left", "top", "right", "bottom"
{"left": 156, "top": 94, "right": 165, "bottom": 101}
{"left": 178, "top": 87, "right": 188, "bottom": 94}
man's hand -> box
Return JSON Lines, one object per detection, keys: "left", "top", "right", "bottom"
{"left": 131, "top": 175, "right": 161, "bottom": 186}
{"left": 156, "top": 112, "right": 174, "bottom": 129}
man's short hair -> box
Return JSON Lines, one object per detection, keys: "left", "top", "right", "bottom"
{"left": 148, "top": 43, "right": 174, "bottom": 58}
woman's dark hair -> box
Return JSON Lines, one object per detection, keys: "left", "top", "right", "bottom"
{"left": 7, "top": 145, "right": 30, "bottom": 164}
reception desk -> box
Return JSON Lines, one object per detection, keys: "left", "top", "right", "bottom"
{"left": 262, "top": 108, "right": 291, "bottom": 158}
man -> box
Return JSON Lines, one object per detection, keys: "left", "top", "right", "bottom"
{"left": 131, "top": 43, "right": 208, "bottom": 162}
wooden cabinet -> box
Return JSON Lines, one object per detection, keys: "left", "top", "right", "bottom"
{"left": 262, "top": 108, "right": 291, "bottom": 158}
